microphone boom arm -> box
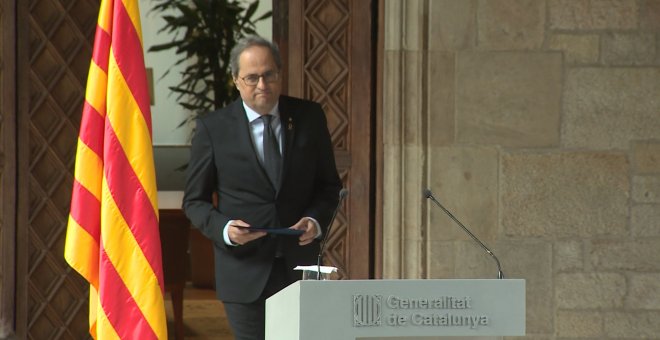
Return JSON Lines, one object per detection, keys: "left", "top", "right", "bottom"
{"left": 424, "top": 189, "right": 504, "bottom": 279}
{"left": 316, "top": 188, "right": 348, "bottom": 280}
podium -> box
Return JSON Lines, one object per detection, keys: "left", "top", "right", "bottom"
{"left": 266, "top": 279, "right": 525, "bottom": 340}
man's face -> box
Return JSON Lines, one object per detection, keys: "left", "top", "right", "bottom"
{"left": 234, "top": 45, "right": 282, "bottom": 115}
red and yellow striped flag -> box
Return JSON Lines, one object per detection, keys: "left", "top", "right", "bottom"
{"left": 64, "top": 0, "right": 167, "bottom": 338}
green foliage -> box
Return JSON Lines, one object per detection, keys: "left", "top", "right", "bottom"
{"left": 148, "top": 0, "right": 271, "bottom": 121}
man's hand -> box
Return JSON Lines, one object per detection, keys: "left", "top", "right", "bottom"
{"left": 227, "top": 220, "right": 267, "bottom": 245}
{"left": 290, "top": 217, "right": 318, "bottom": 246}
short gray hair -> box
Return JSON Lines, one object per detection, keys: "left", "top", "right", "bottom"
{"left": 229, "top": 36, "right": 282, "bottom": 78}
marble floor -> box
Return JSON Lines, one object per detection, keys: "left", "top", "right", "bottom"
{"left": 165, "top": 283, "right": 233, "bottom": 339}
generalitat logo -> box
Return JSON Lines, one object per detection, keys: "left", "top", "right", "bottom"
{"left": 353, "top": 295, "right": 382, "bottom": 327}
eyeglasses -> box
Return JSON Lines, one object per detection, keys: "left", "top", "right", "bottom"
{"left": 238, "top": 71, "right": 280, "bottom": 86}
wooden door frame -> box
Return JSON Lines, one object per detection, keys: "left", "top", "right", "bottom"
{"left": 0, "top": 0, "right": 17, "bottom": 335}
{"left": 272, "top": 0, "right": 384, "bottom": 279}
{"left": 14, "top": 0, "right": 29, "bottom": 336}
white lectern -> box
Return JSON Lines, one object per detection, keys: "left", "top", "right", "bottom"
{"left": 266, "top": 279, "right": 525, "bottom": 340}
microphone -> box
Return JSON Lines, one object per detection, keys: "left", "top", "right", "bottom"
{"left": 423, "top": 189, "right": 504, "bottom": 279}
{"left": 316, "top": 188, "right": 349, "bottom": 279}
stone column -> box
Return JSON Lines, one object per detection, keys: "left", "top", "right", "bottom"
{"left": 382, "top": 0, "right": 429, "bottom": 279}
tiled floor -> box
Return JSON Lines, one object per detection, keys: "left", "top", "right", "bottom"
{"left": 165, "top": 283, "right": 233, "bottom": 339}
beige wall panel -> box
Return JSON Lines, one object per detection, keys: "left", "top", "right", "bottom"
{"left": 555, "top": 272, "right": 626, "bottom": 309}
{"left": 427, "top": 240, "right": 455, "bottom": 278}
{"left": 428, "top": 0, "right": 476, "bottom": 51}
{"left": 626, "top": 273, "right": 660, "bottom": 309}
{"left": 477, "top": 0, "right": 545, "bottom": 50}
{"left": 632, "top": 140, "right": 660, "bottom": 174}
{"left": 590, "top": 239, "right": 660, "bottom": 271}
{"left": 632, "top": 175, "right": 660, "bottom": 203}
{"left": 427, "top": 52, "right": 455, "bottom": 146}
{"left": 382, "top": 0, "right": 660, "bottom": 337}
{"left": 548, "top": 0, "right": 638, "bottom": 30}
{"left": 563, "top": 69, "right": 660, "bottom": 149}
{"left": 602, "top": 33, "right": 657, "bottom": 65}
{"left": 556, "top": 310, "right": 604, "bottom": 338}
{"left": 631, "top": 204, "right": 660, "bottom": 236}
{"left": 604, "top": 311, "right": 660, "bottom": 338}
{"left": 428, "top": 146, "right": 498, "bottom": 241}
{"left": 640, "top": 0, "right": 660, "bottom": 30}
{"left": 501, "top": 152, "right": 629, "bottom": 238}
{"left": 547, "top": 34, "right": 599, "bottom": 65}
{"left": 553, "top": 240, "right": 584, "bottom": 273}
{"left": 456, "top": 52, "right": 561, "bottom": 147}
{"left": 491, "top": 241, "right": 552, "bottom": 334}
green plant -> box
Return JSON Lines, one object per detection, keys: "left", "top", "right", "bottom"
{"left": 148, "top": 0, "right": 271, "bottom": 122}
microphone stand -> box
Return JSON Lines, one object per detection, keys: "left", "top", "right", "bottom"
{"left": 316, "top": 189, "right": 348, "bottom": 280}
{"left": 424, "top": 189, "right": 504, "bottom": 279}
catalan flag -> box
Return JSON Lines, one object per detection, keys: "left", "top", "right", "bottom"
{"left": 64, "top": 0, "right": 167, "bottom": 338}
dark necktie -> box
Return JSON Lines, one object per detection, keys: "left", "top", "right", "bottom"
{"left": 261, "top": 114, "right": 281, "bottom": 187}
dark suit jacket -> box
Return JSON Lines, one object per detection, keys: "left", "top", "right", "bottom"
{"left": 183, "top": 95, "right": 342, "bottom": 303}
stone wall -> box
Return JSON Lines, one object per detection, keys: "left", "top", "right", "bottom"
{"left": 382, "top": 0, "right": 660, "bottom": 338}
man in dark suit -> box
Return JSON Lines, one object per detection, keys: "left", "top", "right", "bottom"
{"left": 182, "top": 35, "right": 342, "bottom": 339}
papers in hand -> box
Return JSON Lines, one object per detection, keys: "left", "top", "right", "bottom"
{"left": 294, "top": 265, "right": 338, "bottom": 274}
{"left": 248, "top": 227, "right": 304, "bottom": 236}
